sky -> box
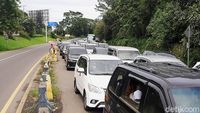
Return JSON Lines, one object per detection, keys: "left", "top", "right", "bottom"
{"left": 20, "top": 0, "right": 101, "bottom": 22}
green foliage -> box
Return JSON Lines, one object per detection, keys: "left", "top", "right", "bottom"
{"left": 96, "top": 0, "right": 200, "bottom": 66}
{"left": 0, "top": 35, "right": 54, "bottom": 51}
{"left": 21, "top": 18, "right": 36, "bottom": 37}
{"left": 50, "top": 32, "right": 56, "bottom": 39}
{"left": 31, "top": 88, "right": 38, "bottom": 98}
{"left": 19, "top": 31, "right": 30, "bottom": 39}
{"left": 56, "top": 11, "right": 95, "bottom": 37}
{"left": 0, "top": 0, "right": 22, "bottom": 39}
{"left": 94, "top": 20, "right": 105, "bottom": 41}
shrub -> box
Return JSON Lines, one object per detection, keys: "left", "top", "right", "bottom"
{"left": 50, "top": 32, "right": 56, "bottom": 38}
{"left": 19, "top": 31, "right": 30, "bottom": 39}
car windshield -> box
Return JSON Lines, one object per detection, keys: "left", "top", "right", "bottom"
{"left": 118, "top": 50, "right": 140, "bottom": 60}
{"left": 89, "top": 60, "right": 121, "bottom": 75}
{"left": 69, "top": 49, "right": 86, "bottom": 55}
{"left": 171, "top": 87, "right": 200, "bottom": 113}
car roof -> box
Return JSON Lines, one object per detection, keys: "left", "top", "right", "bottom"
{"left": 135, "top": 55, "right": 184, "bottom": 63}
{"left": 81, "top": 54, "right": 121, "bottom": 60}
{"left": 109, "top": 46, "right": 139, "bottom": 51}
{"left": 86, "top": 43, "right": 97, "bottom": 45}
{"left": 121, "top": 63, "right": 200, "bottom": 87}
{"left": 69, "top": 47, "right": 86, "bottom": 49}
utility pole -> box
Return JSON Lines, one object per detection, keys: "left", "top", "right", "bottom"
{"left": 45, "top": 22, "right": 48, "bottom": 43}
{"left": 187, "top": 25, "right": 191, "bottom": 66}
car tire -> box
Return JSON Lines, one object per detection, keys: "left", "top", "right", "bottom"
{"left": 83, "top": 92, "right": 90, "bottom": 111}
{"left": 74, "top": 79, "right": 79, "bottom": 94}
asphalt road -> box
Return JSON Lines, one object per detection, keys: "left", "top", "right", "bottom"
{"left": 56, "top": 55, "right": 103, "bottom": 113}
{"left": 0, "top": 44, "right": 49, "bottom": 113}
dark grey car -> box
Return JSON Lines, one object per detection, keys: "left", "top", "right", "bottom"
{"left": 65, "top": 47, "right": 87, "bottom": 70}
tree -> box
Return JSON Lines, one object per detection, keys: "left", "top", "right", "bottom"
{"left": 56, "top": 11, "right": 95, "bottom": 37}
{"left": 35, "top": 11, "right": 45, "bottom": 34}
{"left": 0, "top": 0, "right": 22, "bottom": 39}
{"left": 95, "top": 0, "right": 113, "bottom": 14}
{"left": 21, "top": 18, "right": 36, "bottom": 37}
{"left": 94, "top": 20, "right": 105, "bottom": 41}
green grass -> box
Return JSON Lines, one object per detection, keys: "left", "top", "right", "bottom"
{"left": 0, "top": 36, "right": 55, "bottom": 51}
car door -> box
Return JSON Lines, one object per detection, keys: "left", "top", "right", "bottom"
{"left": 78, "top": 57, "right": 88, "bottom": 94}
{"left": 116, "top": 73, "right": 148, "bottom": 113}
{"left": 141, "top": 83, "right": 166, "bottom": 113}
{"left": 106, "top": 67, "right": 128, "bottom": 113}
{"left": 75, "top": 56, "right": 84, "bottom": 94}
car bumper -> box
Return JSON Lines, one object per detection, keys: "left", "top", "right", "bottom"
{"left": 86, "top": 91, "right": 105, "bottom": 108}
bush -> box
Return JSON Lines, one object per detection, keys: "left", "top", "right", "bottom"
{"left": 50, "top": 32, "right": 56, "bottom": 38}
{"left": 19, "top": 31, "right": 30, "bottom": 39}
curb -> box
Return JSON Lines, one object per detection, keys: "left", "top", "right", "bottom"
{"left": 15, "top": 55, "right": 47, "bottom": 113}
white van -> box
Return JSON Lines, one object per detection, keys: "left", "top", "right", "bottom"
{"left": 108, "top": 46, "right": 140, "bottom": 63}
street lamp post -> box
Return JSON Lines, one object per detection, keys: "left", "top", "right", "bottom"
{"left": 45, "top": 22, "right": 48, "bottom": 43}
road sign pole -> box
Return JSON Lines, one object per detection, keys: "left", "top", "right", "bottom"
{"left": 45, "top": 22, "right": 48, "bottom": 43}
{"left": 187, "top": 25, "right": 190, "bottom": 66}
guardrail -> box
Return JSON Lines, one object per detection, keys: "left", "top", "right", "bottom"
{"left": 37, "top": 61, "right": 55, "bottom": 113}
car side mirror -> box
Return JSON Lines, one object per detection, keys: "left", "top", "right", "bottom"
{"left": 78, "top": 68, "right": 84, "bottom": 73}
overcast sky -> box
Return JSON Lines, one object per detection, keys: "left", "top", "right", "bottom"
{"left": 20, "top": 0, "right": 101, "bottom": 22}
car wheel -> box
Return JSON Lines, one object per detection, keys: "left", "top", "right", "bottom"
{"left": 83, "top": 92, "right": 90, "bottom": 111}
{"left": 74, "top": 79, "right": 79, "bottom": 94}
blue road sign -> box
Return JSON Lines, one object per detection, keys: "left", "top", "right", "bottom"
{"left": 48, "top": 22, "right": 58, "bottom": 27}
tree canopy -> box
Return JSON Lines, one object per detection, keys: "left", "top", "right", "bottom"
{"left": 96, "top": 0, "right": 200, "bottom": 65}
{"left": 55, "top": 11, "right": 95, "bottom": 37}
{"left": 0, "top": 0, "right": 22, "bottom": 38}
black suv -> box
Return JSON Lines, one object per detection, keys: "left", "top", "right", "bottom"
{"left": 104, "top": 63, "right": 200, "bottom": 113}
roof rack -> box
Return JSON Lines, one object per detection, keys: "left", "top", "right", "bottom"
{"left": 124, "top": 63, "right": 157, "bottom": 74}
{"left": 124, "top": 62, "right": 200, "bottom": 78}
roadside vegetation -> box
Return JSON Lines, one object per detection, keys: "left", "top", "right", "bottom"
{"left": 0, "top": 0, "right": 57, "bottom": 51}
{"left": 52, "top": 11, "right": 95, "bottom": 38}
{"left": 0, "top": 35, "right": 54, "bottom": 51}
{"left": 94, "top": 0, "right": 200, "bottom": 66}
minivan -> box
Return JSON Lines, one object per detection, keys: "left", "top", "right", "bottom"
{"left": 74, "top": 54, "right": 122, "bottom": 110}
{"left": 104, "top": 62, "right": 200, "bottom": 113}
{"left": 108, "top": 46, "right": 140, "bottom": 63}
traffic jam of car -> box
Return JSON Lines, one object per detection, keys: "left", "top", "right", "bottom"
{"left": 57, "top": 37, "right": 200, "bottom": 113}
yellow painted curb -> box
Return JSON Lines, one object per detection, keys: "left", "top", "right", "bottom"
{"left": 46, "top": 75, "right": 53, "bottom": 100}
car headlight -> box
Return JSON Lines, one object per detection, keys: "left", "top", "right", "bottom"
{"left": 88, "top": 84, "right": 103, "bottom": 94}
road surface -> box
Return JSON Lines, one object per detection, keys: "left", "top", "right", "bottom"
{"left": 0, "top": 44, "right": 49, "bottom": 113}
{"left": 55, "top": 55, "right": 103, "bottom": 113}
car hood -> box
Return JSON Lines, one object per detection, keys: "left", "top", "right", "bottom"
{"left": 89, "top": 75, "right": 111, "bottom": 89}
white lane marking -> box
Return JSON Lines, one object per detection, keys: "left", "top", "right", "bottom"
{"left": 0, "top": 45, "right": 44, "bottom": 63}
{"left": 0, "top": 55, "right": 44, "bottom": 113}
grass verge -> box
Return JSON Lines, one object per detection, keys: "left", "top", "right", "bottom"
{"left": 0, "top": 36, "right": 55, "bottom": 51}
